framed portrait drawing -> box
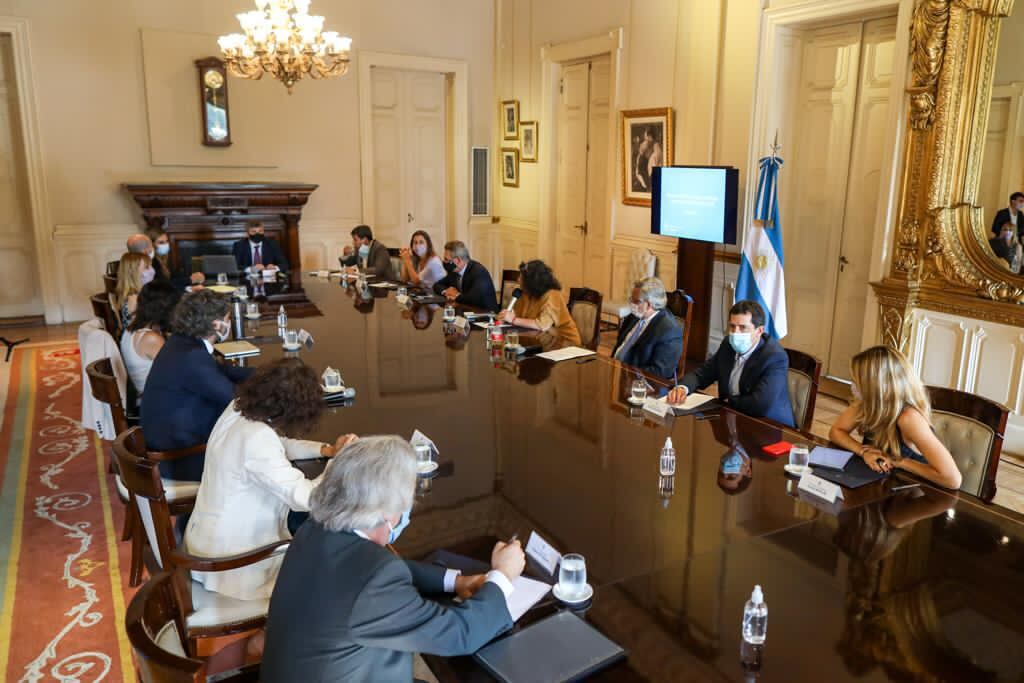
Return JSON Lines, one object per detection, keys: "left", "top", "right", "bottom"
{"left": 501, "top": 100, "right": 520, "bottom": 140}
{"left": 501, "top": 148, "right": 520, "bottom": 187}
{"left": 621, "top": 108, "right": 674, "bottom": 206}
{"left": 520, "top": 121, "right": 538, "bottom": 162}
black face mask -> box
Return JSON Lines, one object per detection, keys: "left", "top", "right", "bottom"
{"left": 443, "top": 260, "right": 457, "bottom": 273}
{"left": 250, "top": 233, "right": 265, "bottom": 244}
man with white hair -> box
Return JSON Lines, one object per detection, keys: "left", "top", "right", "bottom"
{"left": 261, "top": 435, "right": 524, "bottom": 682}
{"left": 126, "top": 233, "right": 153, "bottom": 257}
{"left": 611, "top": 276, "right": 684, "bottom": 381}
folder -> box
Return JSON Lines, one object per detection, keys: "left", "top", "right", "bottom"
{"left": 473, "top": 610, "right": 626, "bottom": 683}
{"left": 811, "top": 454, "right": 886, "bottom": 489}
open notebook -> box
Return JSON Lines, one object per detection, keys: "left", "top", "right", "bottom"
{"left": 425, "top": 549, "right": 551, "bottom": 621}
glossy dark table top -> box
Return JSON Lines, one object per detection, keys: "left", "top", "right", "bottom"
{"left": 241, "top": 278, "right": 1024, "bottom": 682}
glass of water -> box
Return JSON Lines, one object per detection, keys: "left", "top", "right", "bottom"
{"left": 631, "top": 379, "right": 648, "bottom": 403}
{"left": 246, "top": 302, "right": 260, "bottom": 318}
{"left": 506, "top": 329, "right": 520, "bottom": 349}
{"left": 415, "top": 443, "right": 434, "bottom": 473}
{"left": 217, "top": 272, "right": 228, "bottom": 286}
{"left": 397, "top": 285, "right": 408, "bottom": 298}
{"left": 284, "top": 329, "right": 299, "bottom": 348}
{"left": 558, "top": 554, "right": 587, "bottom": 601}
{"left": 443, "top": 304, "right": 456, "bottom": 322}
{"left": 789, "top": 444, "right": 810, "bottom": 474}
{"left": 323, "top": 368, "right": 342, "bottom": 391}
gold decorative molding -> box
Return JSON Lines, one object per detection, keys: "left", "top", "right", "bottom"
{"left": 907, "top": 0, "right": 950, "bottom": 130}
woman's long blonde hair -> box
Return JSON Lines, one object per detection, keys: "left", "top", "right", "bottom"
{"left": 851, "top": 345, "right": 931, "bottom": 460}
{"left": 114, "top": 252, "right": 149, "bottom": 312}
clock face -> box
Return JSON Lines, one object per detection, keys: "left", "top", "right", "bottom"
{"left": 204, "top": 69, "right": 224, "bottom": 89}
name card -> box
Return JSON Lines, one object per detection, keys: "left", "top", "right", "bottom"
{"left": 262, "top": 269, "right": 276, "bottom": 281}
{"left": 297, "top": 328, "right": 314, "bottom": 349}
{"left": 525, "top": 531, "right": 561, "bottom": 576}
{"left": 395, "top": 294, "right": 410, "bottom": 305}
{"left": 641, "top": 396, "right": 670, "bottom": 418}
{"left": 797, "top": 471, "right": 844, "bottom": 504}
{"left": 453, "top": 316, "right": 469, "bottom": 330}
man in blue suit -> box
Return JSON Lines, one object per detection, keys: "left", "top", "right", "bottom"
{"left": 140, "top": 289, "right": 253, "bottom": 481}
{"left": 611, "top": 276, "right": 683, "bottom": 381}
{"left": 232, "top": 221, "right": 289, "bottom": 274}
{"left": 668, "top": 300, "right": 793, "bottom": 427}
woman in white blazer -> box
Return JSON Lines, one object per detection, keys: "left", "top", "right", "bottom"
{"left": 184, "top": 359, "right": 357, "bottom": 601}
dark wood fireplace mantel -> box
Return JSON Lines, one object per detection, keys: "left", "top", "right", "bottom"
{"left": 123, "top": 181, "right": 320, "bottom": 314}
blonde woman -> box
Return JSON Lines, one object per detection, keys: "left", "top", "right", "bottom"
{"left": 112, "top": 251, "right": 153, "bottom": 330}
{"left": 829, "top": 346, "right": 962, "bottom": 490}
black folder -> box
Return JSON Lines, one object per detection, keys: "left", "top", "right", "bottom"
{"left": 811, "top": 455, "right": 887, "bottom": 489}
{"left": 473, "top": 610, "right": 626, "bottom": 683}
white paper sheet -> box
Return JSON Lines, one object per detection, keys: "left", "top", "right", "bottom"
{"left": 535, "top": 346, "right": 595, "bottom": 362}
{"left": 506, "top": 575, "right": 552, "bottom": 622}
{"left": 644, "top": 392, "right": 715, "bottom": 413}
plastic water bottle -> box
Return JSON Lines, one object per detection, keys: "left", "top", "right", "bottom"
{"left": 659, "top": 437, "right": 676, "bottom": 476}
{"left": 277, "top": 305, "right": 288, "bottom": 329}
{"left": 742, "top": 585, "right": 768, "bottom": 644}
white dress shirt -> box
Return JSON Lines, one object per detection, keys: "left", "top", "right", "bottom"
{"left": 185, "top": 402, "right": 326, "bottom": 600}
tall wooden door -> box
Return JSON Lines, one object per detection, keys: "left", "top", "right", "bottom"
{"left": 0, "top": 36, "right": 40, "bottom": 318}
{"left": 370, "top": 68, "right": 448, "bottom": 248}
{"left": 555, "top": 56, "right": 611, "bottom": 291}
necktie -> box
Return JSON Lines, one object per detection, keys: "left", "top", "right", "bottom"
{"left": 729, "top": 355, "right": 743, "bottom": 396}
{"left": 254, "top": 243, "right": 261, "bottom": 266}
{"left": 615, "top": 317, "right": 646, "bottom": 360}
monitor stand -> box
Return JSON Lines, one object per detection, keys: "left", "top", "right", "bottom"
{"left": 675, "top": 238, "right": 715, "bottom": 363}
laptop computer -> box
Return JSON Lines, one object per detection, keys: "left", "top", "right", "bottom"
{"left": 199, "top": 254, "right": 240, "bottom": 276}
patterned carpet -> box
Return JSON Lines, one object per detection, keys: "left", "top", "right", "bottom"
{"left": 0, "top": 344, "right": 135, "bottom": 682}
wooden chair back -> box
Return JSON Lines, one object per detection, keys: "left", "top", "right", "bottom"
{"left": 500, "top": 269, "right": 520, "bottom": 309}
{"left": 568, "top": 287, "right": 603, "bottom": 351}
{"left": 114, "top": 428, "right": 179, "bottom": 573}
{"left": 104, "top": 273, "right": 119, "bottom": 295}
{"left": 106, "top": 260, "right": 120, "bottom": 277}
{"left": 386, "top": 247, "right": 402, "bottom": 281}
{"left": 90, "top": 292, "right": 120, "bottom": 335}
{"left": 665, "top": 289, "right": 694, "bottom": 371}
{"left": 126, "top": 572, "right": 260, "bottom": 683}
{"left": 926, "top": 386, "right": 1008, "bottom": 502}
{"left": 784, "top": 348, "right": 822, "bottom": 434}
{"left": 87, "top": 357, "right": 129, "bottom": 436}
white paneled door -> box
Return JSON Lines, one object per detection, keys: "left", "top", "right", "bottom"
{"left": 370, "top": 67, "right": 448, "bottom": 249}
{"left": 782, "top": 17, "right": 895, "bottom": 380}
{"left": 0, "top": 35, "right": 41, "bottom": 318}
{"left": 555, "top": 56, "right": 611, "bottom": 291}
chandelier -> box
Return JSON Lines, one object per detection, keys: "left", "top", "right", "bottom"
{"left": 217, "top": 0, "right": 352, "bottom": 94}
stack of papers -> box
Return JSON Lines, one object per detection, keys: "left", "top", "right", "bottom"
{"left": 535, "top": 346, "right": 595, "bottom": 362}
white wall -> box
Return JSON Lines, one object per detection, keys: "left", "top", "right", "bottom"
{"left": 0, "top": 0, "right": 494, "bottom": 321}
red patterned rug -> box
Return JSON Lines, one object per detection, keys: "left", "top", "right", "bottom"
{"left": 0, "top": 344, "right": 135, "bottom": 682}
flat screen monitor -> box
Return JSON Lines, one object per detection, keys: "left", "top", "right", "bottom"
{"left": 651, "top": 166, "right": 738, "bottom": 244}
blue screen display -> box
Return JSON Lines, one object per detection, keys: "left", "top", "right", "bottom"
{"left": 655, "top": 167, "right": 727, "bottom": 241}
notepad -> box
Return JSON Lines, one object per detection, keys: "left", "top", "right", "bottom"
{"left": 424, "top": 550, "right": 551, "bottom": 622}
{"left": 643, "top": 392, "right": 715, "bottom": 414}
{"left": 535, "top": 346, "right": 595, "bottom": 362}
{"left": 808, "top": 446, "right": 853, "bottom": 470}
{"left": 213, "top": 341, "right": 260, "bottom": 358}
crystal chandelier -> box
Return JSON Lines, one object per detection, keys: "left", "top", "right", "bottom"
{"left": 218, "top": 0, "right": 352, "bottom": 94}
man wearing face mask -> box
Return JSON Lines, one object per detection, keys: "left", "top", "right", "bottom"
{"left": 340, "top": 224, "right": 393, "bottom": 277}
{"left": 611, "top": 276, "right": 683, "bottom": 381}
{"left": 433, "top": 240, "right": 499, "bottom": 311}
{"left": 232, "top": 221, "right": 290, "bottom": 275}
{"left": 990, "top": 191, "right": 1024, "bottom": 242}
{"left": 717, "top": 447, "right": 753, "bottom": 495}
{"left": 140, "top": 289, "right": 255, "bottom": 481}
{"left": 667, "top": 300, "right": 793, "bottom": 427}
{"left": 262, "top": 435, "right": 524, "bottom": 682}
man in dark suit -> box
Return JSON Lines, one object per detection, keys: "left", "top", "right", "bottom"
{"left": 667, "top": 299, "right": 793, "bottom": 427}
{"left": 990, "top": 192, "right": 1024, "bottom": 238}
{"left": 340, "top": 224, "right": 393, "bottom": 277}
{"left": 262, "top": 436, "right": 524, "bottom": 682}
{"left": 232, "top": 221, "right": 289, "bottom": 274}
{"left": 433, "top": 240, "right": 499, "bottom": 311}
{"left": 612, "top": 276, "right": 683, "bottom": 381}
{"left": 140, "top": 289, "right": 253, "bottom": 481}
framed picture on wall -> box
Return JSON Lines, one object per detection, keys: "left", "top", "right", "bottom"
{"left": 621, "top": 107, "right": 674, "bottom": 206}
{"left": 501, "top": 148, "right": 520, "bottom": 187}
{"left": 520, "top": 121, "right": 538, "bottom": 162}
{"left": 502, "top": 100, "right": 520, "bottom": 140}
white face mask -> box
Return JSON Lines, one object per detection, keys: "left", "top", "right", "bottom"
{"left": 728, "top": 331, "right": 754, "bottom": 355}
{"left": 155, "top": 243, "right": 170, "bottom": 256}
{"left": 413, "top": 244, "right": 428, "bottom": 258}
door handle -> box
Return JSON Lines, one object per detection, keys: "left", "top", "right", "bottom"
{"left": 839, "top": 255, "right": 849, "bottom": 272}
{"left": 574, "top": 222, "right": 588, "bottom": 235}
{"left": 408, "top": 213, "right": 414, "bottom": 223}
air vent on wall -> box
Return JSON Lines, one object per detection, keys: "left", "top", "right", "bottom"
{"left": 471, "top": 146, "right": 490, "bottom": 217}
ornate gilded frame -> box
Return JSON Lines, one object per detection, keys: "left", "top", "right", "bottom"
{"left": 873, "top": 0, "right": 1022, "bottom": 352}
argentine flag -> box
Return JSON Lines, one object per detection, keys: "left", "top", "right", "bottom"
{"left": 735, "top": 155, "right": 787, "bottom": 339}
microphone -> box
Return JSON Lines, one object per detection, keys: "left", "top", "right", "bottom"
{"left": 506, "top": 288, "right": 522, "bottom": 312}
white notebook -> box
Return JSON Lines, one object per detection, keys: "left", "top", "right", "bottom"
{"left": 535, "top": 346, "right": 595, "bottom": 362}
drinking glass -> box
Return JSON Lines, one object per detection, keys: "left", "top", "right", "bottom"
{"left": 284, "top": 329, "right": 299, "bottom": 348}
{"left": 397, "top": 285, "right": 408, "bottom": 298}
{"left": 506, "top": 330, "right": 520, "bottom": 349}
{"left": 414, "top": 443, "right": 434, "bottom": 473}
{"left": 631, "top": 379, "right": 648, "bottom": 403}
{"left": 217, "top": 272, "right": 228, "bottom": 286}
{"left": 558, "top": 554, "right": 587, "bottom": 600}
{"left": 443, "top": 304, "right": 456, "bottom": 322}
{"left": 246, "top": 302, "right": 260, "bottom": 318}
{"left": 323, "top": 368, "right": 342, "bottom": 390}
{"left": 789, "top": 444, "right": 810, "bottom": 474}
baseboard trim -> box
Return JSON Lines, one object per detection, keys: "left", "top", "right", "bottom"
{"left": 0, "top": 314, "right": 45, "bottom": 328}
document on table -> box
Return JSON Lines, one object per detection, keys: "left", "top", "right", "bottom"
{"left": 535, "top": 346, "right": 595, "bottom": 362}
{"left": 505, "top": 575, "right": 552, "bottom": 622}
{"left": 369, "top": 282, "right": 396, "bottom": 288}
{"left": 643, "top": 392, "right": 715, "bottom": 414}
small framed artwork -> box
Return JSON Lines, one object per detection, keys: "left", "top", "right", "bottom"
{"left": 621, "top": 107, "right": 674, "bottom": 206}
{"left": 195, "top": 57, "right": 231, "bottom": 147}
{"left": 501, "top": 148, "right": 520, "bottom": 187}
{"left": 520, "top": 121, "right": 538, "bottom": 162}
{"left": 501, "top": 100, "right": 520, "bottom": 140}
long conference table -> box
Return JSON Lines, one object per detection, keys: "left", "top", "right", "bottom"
{"left": 234, "top": 276, "right": 1024, "bottom": 683}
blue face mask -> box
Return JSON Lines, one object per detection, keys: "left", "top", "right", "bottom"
{"left": 386, "top": 508, "right": 411, "bottom": 544}
{"left": 729, "top": 332, "right": 754, "bottom": 355}
{"left": 358, "top": 244, "right": 371, "bottom": 258}
{"left": 721, "top": 452, "right": 743, "bottom": 475}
